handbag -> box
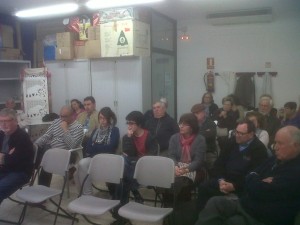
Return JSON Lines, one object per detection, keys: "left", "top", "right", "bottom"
{"left": 216, "top": 126, "right": 228, "bottom": 137}
{"left": 178, "top": 162, "right": 196, "bottom": 182}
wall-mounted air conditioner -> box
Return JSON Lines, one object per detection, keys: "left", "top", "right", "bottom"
{"left": 206, "top": 8, "right": 273, "bottom": 25}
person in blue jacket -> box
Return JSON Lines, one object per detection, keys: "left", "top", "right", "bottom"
{"left": 74, "top": 107, "right": 120, "bottom": 195}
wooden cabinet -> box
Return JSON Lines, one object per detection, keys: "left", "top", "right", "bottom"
{"left": 0, "top": 60, "right": 31, "bottom": 108}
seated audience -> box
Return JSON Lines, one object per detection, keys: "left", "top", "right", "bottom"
{"left": 0, "top": 108, "right": 34, "bottom": 204}
{"left": 195, "top": 126, "right": 300, "bottom": 225}
{"left": 116, "top": 111, "right": 158, "bottom": 205}
{"left": 74, "top": 107, "right": 120, "bottom": 195}
{"left": 145, "top": 99, "right": 179, "bottom": 155}
{"left": 35, "top": 106, "right": 83, "bottom": 186}
{"left": 5, "top": 98, "right": 29, "bottom": 129}
{"left": 168, "top": 113, "right": 206, "bottom": 202}
{"left": 77, "top": 96, "right": 98, "bottom": 157}
{"left": 144, "top": 97, "right": 168, "bottom": 122}
{"left": 70, "top": 99, "right": 85, "bottom": 120}
{"left": 201, "top": 92, "right": 218, "bottom": 118}
{"left": 227, "top": 94, "right": 245, "bottom": 123}
{"left": 213, "top": 97, "right": 239, "bottom": 152}
{"left": 256, "top": 94, "right": 281, "bottom": 147}
{"left": 245, "top": 111, "right": 269, "bottom": 148}
{"left": 196, "top": 120, "right": 268, "bottom": 211}
{"left": 191, "top": 104, "right": 217, "bottom": 170}
{"left": 282, "top": 101, "right": 300, "bottom": 128}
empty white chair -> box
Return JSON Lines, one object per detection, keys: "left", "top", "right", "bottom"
{"left": 16, "top": 148, "right": 71, "bottom": 225}
{"left": 118, "top": 156, "right": 175, "bottom": 224}
{"left": 67, "top": 153, "right": 124, "bottom": 225}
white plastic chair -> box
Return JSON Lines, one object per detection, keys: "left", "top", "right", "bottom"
{"left": 118, "top": 156, "right": 175, "bottom": 224}
{"left": 15, "top": 148, "right": 72, "bottom": 225}
{"left": 67, "top": 153, "right": 124, "bottom": 225}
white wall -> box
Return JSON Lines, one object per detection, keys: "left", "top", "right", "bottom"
{"left": 177, "top": 6, "right": 300, "bottom": 117}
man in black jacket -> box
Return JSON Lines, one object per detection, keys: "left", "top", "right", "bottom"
{"left": 145, "top": 100, "right": 179, "bottom": 156}
{"left": 118, "top": 111, "right": 158, "bottom": 204}
{"left": 196, "top": 119, "right": 268, "bottom": 210}
{"left": 0, "top": 108, "right": 34, "bottom": 204}
{"left": 195, "top": 126, "right": 300, "bottom": 225}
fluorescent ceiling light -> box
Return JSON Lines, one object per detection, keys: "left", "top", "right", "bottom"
{"left": 86, "top": 0, "right": 164, "bottom": 9}
{"left": 15, "top": 3, "right": 79, "bottom": 18}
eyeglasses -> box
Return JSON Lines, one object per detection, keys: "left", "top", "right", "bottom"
{"left": 178, "top": 123, "right": 190, "bottom": 128}
{"left": 0, "top": 119, "right": 14, "bottom": 124}
{"left": 126, "top": 121, "right": 136, "bottom": 125}
{"left": 233, "top": 129, "right": 249, "bottom": 136}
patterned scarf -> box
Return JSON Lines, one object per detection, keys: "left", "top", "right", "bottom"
{"left": 92, "top": 125, "right": 112, "bottom": 145}
{"left": 180, "top": 134, "right": 196, "bottom": 163}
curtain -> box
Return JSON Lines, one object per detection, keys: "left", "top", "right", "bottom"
{"left": 234, "top": 73, "right": 255, "bottom": 109}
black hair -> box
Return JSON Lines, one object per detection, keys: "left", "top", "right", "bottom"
{"left": 237, "top": 119, "right": 256, "bottom": 133}
{"left": 99, "top": 107, "right": 117, "bottom": 126}
{"left": 84, "top": 96, "right": 96, "bottom": 104}
{"left": 179, "top": 113, "right": 199, "bottom": 134}
{"left": 284, "top": 102, "right": 297, "bottom": 111}
{"left": 126, "top": 111, "right": 144, "bottom": 127}
{"left": 71, "top": 99, "right": 84, "bottom": 109}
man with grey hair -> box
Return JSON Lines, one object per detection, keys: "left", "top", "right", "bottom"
{"left": 0, "top": 108, "right": 34, "bottom": 204}
{"left": 5, "top": 98, "right": 29, "bottom": 129}
{"left": 35, "top": 106, "right": 84, "bottom": 186}
{"left": 145, "top": 99, "right": 179, "bottom": 155}
{"left": 257, "top": 94, "right": 280, "bottom": 148}
{"left": 195, "top": 126, "right": 300, "bottom": 225}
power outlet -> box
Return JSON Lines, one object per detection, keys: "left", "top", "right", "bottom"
{"left": 265, "top": 62, "right": 271, "bottom": 68}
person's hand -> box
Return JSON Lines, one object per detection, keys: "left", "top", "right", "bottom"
{"left": 127, "top": 129, "right": 133, "bottom": 137}
{"left": 60, "top": 121, "right": 68, "bottom": 132}
{"left": 262, "top": 177, "right": 273, "bottom": 183}
{"left": 219, "top": 180, "right": 235, "bottom": 194}
{"left": 175, "top": 166, "right": 182, "bottom": 176}
{"left": 219, "top": 110, "right": 227, "bottom": 118}
{"left": 0, "top": 153, "right": 4, "bottom": 165}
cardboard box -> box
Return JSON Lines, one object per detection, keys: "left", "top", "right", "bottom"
{"left": 99, "top": 7, "right": 150, "bottom": 24}
{"left": 0, "top": 24, "right": 14, "bottom": 48}
{"left": 100, "top": 20, "right": 150, "bottom": 57}
{"left": 87, "top": 26, "right": 100, "bottom": 40}
{"left": 85, "top": 40, "right": 101, "bottom": 58}
{"left": 0, "top": 48, "right": 20, "bottom": 60}
{"left": 74, "top": 40, "right": 87, "bottom": 59}
{"left": 56, "top": 32, "right": 75, "bottom": 47}
{"left": 55, "top": 46, "right": 74, "bottom": 60}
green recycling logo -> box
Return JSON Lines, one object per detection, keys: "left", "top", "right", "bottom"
{"left": 117, "top": 31, "right": 128, "bottom": 46}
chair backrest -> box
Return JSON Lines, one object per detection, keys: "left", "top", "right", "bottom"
{"left": 40, "top": 148, "right": 71, "bottom": 176}
{"left": 134, "top": 156, "right": 175, "bottom": 188}
{"left": 88, "top": 154, "right": 124, "bottom": 184}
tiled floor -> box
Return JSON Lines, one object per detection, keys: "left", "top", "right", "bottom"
{"left": 0, "top": 175, "right": 160, "bottom": 225}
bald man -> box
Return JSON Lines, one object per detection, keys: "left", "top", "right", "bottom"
{"left": 35, "top": 106, "right": 84, "bottom": 186}
{"left": 195, "top": 126, "right": 300, "bottom": 225}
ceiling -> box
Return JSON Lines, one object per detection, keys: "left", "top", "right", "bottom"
{"left": 0, "top": 0, "right": 299, "bottom": 21}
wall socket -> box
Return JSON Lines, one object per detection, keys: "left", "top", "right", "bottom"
{"left": 265, "top": 62, "right": 272, "bottom": 68}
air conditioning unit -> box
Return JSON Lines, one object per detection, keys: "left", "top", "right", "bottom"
{"left": 206, "top": 8, "right": 273, "bottom": 25}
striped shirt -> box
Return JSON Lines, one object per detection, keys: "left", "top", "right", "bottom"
{"left": 35, "top": 119, "right": 84, "bottom": 149}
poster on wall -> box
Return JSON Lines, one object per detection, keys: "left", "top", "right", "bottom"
{"left": 22, "top": 68, "right": 49, "bottom": 125}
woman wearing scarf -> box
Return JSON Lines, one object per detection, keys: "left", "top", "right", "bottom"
{"left": 74, "top": 107, "right": 120, "bottom": 195}
{"left": 167, "top": 113, "right": 206, "bottom": 203}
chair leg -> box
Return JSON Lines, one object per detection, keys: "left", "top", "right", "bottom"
{"left": 18, "top": 203, "right": 28, "bottom": 225}
{"left": 71, "top": 213, "right": 77, "bottom": 225}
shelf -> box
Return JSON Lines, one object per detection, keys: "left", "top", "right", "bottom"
{"left": 0, "top": 78, "right": 19, "bottom": 81}
{"left": 0, "top": 60, "right": 31, "bottom": 64}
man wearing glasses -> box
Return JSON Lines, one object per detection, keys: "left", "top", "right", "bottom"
{"left": 35, "top": 106, "right": 84, "bottom": 187}
{"left": 196, "top": 119, "right": 268, "bottom": 211}
{"left": 0, "top": 108, "right": 34, "bottom": 204}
